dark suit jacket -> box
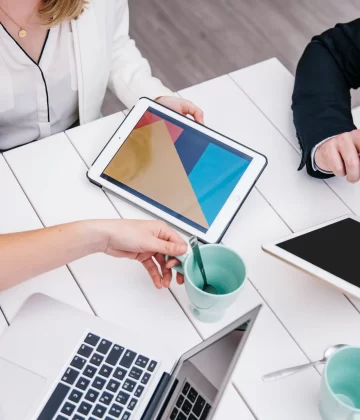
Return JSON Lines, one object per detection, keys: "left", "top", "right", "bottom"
{"left": 292, "top": 19, "right": 360, "bottom": 179}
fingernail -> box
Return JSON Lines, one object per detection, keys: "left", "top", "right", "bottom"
{"left": 179, "top": 244, "right": 187, "bottom": 253}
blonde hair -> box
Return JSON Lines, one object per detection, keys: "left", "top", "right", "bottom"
{"left": 38, "top": 0, "right": 87, "bottom": 27}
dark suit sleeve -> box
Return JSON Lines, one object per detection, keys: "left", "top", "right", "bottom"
{"left": 292, "top": 19, "right": 360, "bottom": 179}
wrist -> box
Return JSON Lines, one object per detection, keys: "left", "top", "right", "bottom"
{"left": 78, "top": 220, "right": 110, "bottom": 255}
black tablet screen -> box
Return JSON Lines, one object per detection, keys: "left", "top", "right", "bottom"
{"left": 277, "top": 218, "right": 360, "bottom": 287}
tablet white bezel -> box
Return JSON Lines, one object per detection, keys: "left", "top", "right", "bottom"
{"left": 262, "top": 214, "right": 360, "bottom": 298}
{"left": 88, "top": 97, "right": 267, "bottom": 243}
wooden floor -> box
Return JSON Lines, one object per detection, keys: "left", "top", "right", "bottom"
{"left": 103, "top": 0, "right": 360, "bottom": 114}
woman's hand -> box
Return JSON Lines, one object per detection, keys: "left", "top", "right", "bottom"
{"left": 156, "top": 96, "right": 204, "bottom": 124}
{"left": 96, "top": 219, "right": 187, "bottom": 289}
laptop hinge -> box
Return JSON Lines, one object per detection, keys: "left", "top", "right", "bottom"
{"left": 141, "top": 372, "right": 171, "bottom": 420}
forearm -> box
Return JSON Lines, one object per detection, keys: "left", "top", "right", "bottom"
{"left": 107, "top": 2, "right": 172, "bottom": 108}
{"left": 292, "top": 21, "right": 360, "bottom": 177}
{"left": 0, "top": 221, "right": 107, "bottom": 290}
{"left": 292, "top": 41, "right": 355, "bottom": 177}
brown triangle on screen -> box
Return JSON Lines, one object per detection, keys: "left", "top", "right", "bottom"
{"left": 104, "top": 120, "right": 209, "bottom": 229}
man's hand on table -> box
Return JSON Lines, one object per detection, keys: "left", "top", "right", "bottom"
{"left": 315, "top": 130, "right": 360, "bottom": 183}
{"left": 156, "top": 96, "right": 204, "bottom": 124}
{"left": 97, "top": 220, "right": 187, "bottom": 289}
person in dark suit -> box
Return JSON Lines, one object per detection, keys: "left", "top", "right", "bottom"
{"left": 292, "top": 19, "right": 360, "bottom": 183}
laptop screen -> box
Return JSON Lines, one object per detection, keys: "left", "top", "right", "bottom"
{"left": 159, "top": 319, "right": 250, "bottom": 420}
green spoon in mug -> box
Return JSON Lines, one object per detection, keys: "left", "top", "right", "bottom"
{"left": 189, "top": 236, "right": 218, "bottom": 295}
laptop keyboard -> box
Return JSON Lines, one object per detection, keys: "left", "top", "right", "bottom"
{"left": 169, "top": 381, "right": 211, "bottom": 420}
{"left": 37, "top": 332, "right": 158, "bottom": 420}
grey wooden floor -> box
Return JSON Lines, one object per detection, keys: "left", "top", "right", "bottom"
{"left": 103, "top": 0, "right": 360, "bottom": 114}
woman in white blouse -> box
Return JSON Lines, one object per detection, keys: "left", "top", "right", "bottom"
{"left": 0, "top": 0, "right": 198, "bottom": 289}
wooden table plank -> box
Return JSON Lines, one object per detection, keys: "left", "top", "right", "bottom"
{"left": 66, "top": 111, "right": 322, "bottom": 419}
{"left": 0, "top": 155, "right": 91, "bottom": 320}
{"left": 4, "top": 134, "right": 201, "bottom": 358}
{"left": 0, "top": 310, "right": 7, "bottom": 337}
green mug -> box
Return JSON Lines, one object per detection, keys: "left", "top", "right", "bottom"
{"left": 320, "top": 346, "right": 360, "bottom": 420}
{"left": 169, "top": 244, "right": 247, "bottom": 323}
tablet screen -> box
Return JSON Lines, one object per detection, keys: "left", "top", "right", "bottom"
{"left": 277, "top": 218, "right": 360, "bottom": 287}
{"left": 101, "top": 107, "right": 252, "bottom": 232}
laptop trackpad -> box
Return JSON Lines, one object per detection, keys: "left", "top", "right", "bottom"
{"left": 0, "top": 357, "right": 46, "bottom": 420}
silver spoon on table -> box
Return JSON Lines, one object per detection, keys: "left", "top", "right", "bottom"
{"left": 189, "top": 236, "right": 218, "bottom": 295}
{"left": 262, "top": 344, "right": 348, "bottom": 382}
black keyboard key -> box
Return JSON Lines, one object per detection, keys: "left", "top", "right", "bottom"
{"left": 113, "top": 367, "right": 127, "bottom": 381}
{"left": 177, "top": 413, "right": 186, "bottom": 420}
{"left": 182, "top": 382, "right": 190, "bottom": 396}
{"left": 147, "top": 360, "right": 157, "bottom": 372}
{"left": 84, "top": 364, "right": 97, "bottom": 379}
{"left": 61, "top": 401, "right": 76, "bottom": 415}
{"left": 193, "top": 395, "right": 206, "bottom": 417}
{"left": 99, "top": 364, "right": 113, "bottom": 378}
{"left": 122, "top": 379, "right": 136, "bottom": 392}
{"left": 141, "top": 372, "right": 151, "bottom": 385}
{"left": 134, "top": 385, "right": 144, "bottom": 398}
{"left": 134, "top": 355, "right": 149, "bottom": 369}
{"left": 90, "top": 353, "right": 104, "bottom": 366}
{"left": 93, "top": 403, "right": 107, "bottom": 418}
{"left": 78, "top": 401, "right": 92, "bottom": 415}
{"left": 106, "top": 345, "right": 124, "bottom": 366}
{"left": 199, "top": 403, "right": 212, "bottom": 420}
{"left": 38, "top": 383, "right": 70, "bottom": 420}
{"left": 107, "top": 379, "right": 121, "bottom": 393}
{"left": 121, "top": 412, "right": 131, "bottom": 420}
{"left": 189, "top": 415, "right": 197, "bottom": 420}
{"left": 170, "top": 407, "right": 178, "bottom": 420}
{"left": 69, "top": 389, "right": 83, "bottom": 403}
{"left": 97, "top": 339, "right": 112, "bottom": 355}
{"left": 127, "top": 398, "right": 137, "bottom": 411}
{"left": 76, "top": 377, "right": 90, "bottom": 391}
{"left": 109, "top": 403, "right": 123, "bottom": 418}
{"left": 56, "top": 416, "right": 67, "bottom": 420}
{"left": 182, "top": 399, "right": 192, "bottom": 415}
{"left": 92, "top": 376, "right": 106, "bottom": 390}
{"left": 129, "top": 367, "right": 142, "bottom": 381}
{"left": 116, "top": 391, "right": 130, "bottom": 405}
{"left": 100, "top": 391, "right": 114, "bottom": 405}
{"left": 85, "top": 333, "right": 100, "bottom": 346}
{"left": 85, "top": 389, "right": 100, "bottom": 403}
{"left": 62, "top": 368, "right": 79, "bottom": 385}
{"left": 78, "top": 344, "right": 93, "bottom": 358}
{"left": 120, "top": 350, "right": 137, "bottom": 368}
{"left": 188, "top": 387, "right": 198, "bottom": 403}
{"left": 73, "top": 416, "right": 85, "bottom": 420}
{"left": 71, "top": 355, "right": 86, "bottom": 370}
{"left": 176, "top": 395, "right": 185, "bottom": 408}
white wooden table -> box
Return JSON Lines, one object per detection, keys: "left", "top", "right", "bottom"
{"left": 1, "top": 58, "right": 360, "bottom": 419}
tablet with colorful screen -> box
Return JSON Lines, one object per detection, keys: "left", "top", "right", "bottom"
{"left": 88, "top": 98, "right": 267, "bottom": 243}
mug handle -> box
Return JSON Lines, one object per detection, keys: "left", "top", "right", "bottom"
{"left": 165, "top": 254, "right": 187, "bottom": 275}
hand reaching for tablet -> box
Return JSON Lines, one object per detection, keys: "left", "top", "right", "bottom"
{"left": 99, "top": 220, "right": 187, "bottom": 289}
{"left": 156, "top": 96, "right": 204, "bottom": 124}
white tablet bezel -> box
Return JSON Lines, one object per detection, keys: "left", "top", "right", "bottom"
{"left": 262, "top": 214, "right": 360, "bottom": 298}
{"left": 88, "top": 97, "right": 267, "bottom": 243}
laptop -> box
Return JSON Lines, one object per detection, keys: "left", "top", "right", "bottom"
{"left": 0, "top": 294, "right": 260, "bottom": 420}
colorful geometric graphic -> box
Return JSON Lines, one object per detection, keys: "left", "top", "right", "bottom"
{"left": 103, "top": 109, "right": 251, "bottom": 232}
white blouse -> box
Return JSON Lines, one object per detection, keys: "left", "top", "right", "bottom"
{"left": 0, "top": 21, "right": 79, "bottom": 151}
